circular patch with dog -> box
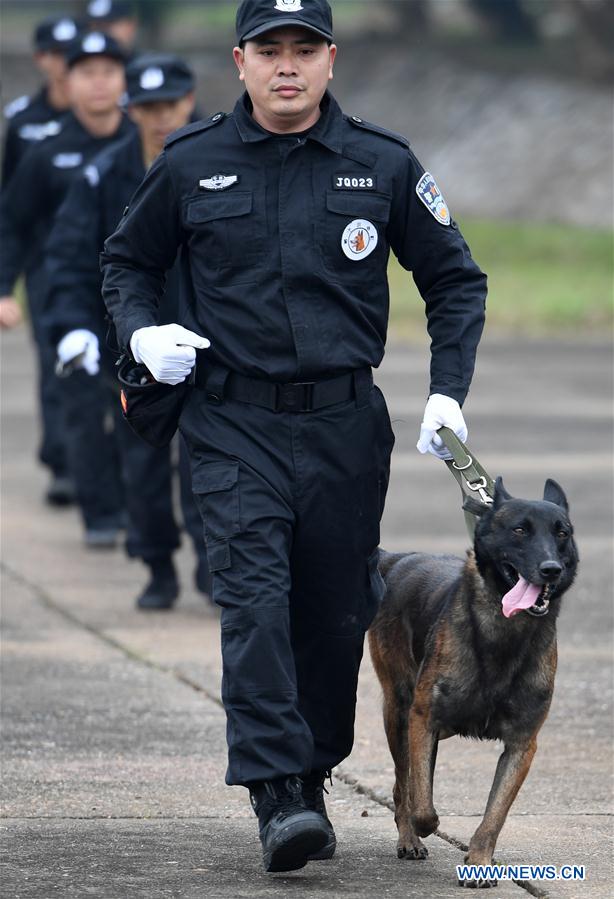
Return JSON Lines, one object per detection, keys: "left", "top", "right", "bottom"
{"left": 341, "top": 219, "right": 378, "bottom": 261}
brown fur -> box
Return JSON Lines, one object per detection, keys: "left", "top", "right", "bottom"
{"left": 369, "top": 479, "right": 577, "bottom": 887}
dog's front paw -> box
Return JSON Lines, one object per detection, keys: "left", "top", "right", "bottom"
{"left": 397, "top": 839, "right": 428, "bottom": 860}
{"left": 411, "top": 810, "right": 439, "bottom": 838}
{"left": 458, "top": 877, "right": 498, "bottom": 889}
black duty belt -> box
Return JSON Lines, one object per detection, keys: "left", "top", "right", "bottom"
{"left": 195, "top": 366, "right": 372, "bottom": 413}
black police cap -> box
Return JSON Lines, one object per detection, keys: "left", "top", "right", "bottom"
{"left": 236, "top": 0, "right": 333, "bottom": 44}
{"left": 87, "top": 0, "right": 135, "bottom": 23}
{"left": 66, "top": 32, "right": 126, "bottom": 68}
{"left": 34, "top": 15, "right": 81, "bottom": 52}
{"left": 126, "top": 54, "right": 195, "bottom": 105}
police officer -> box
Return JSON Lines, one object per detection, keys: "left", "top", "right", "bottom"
{"left": 0, "top": 32, "right": 133, "bottom": 542}
{"left": 101, "top": 0, "right": 486, "bottom": 872}
{"left": 86, "top": 0, "right": 139, "bottom": 55}
{"left": 0, "top": 13, "right": 84, "bottom": 501}
{"left": 2, "top": 14, "right": 82, "bottom": 186}
{"left": 45, "top": 54, "right": 211, "bottom": 608}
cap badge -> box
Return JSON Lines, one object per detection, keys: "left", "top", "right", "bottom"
{"left": 415, "top": 172, "right": 450, "bottom": 226}
{"left": 140, "top": 67, "right": 165, "bottom": 90}
{"left": 341, "top": 219, "right": 378, "bottom": 261}
{"left": 199, "top": 174, "right": 238, "bottom": 191}
{"left": 53, "top": 19, "right": 78, "bottom": 42}
{"left": 274, "top": 1, "right": 303, "bottom": 11}
{"left": 83, "top": 33, "right": 107, "bottom": 53}
{"left": 88, "top": 0, "right": 112, "bottom": 16}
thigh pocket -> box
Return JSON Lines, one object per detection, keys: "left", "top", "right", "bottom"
{"left": 191, "top": 459, "right": 241, "bottom": 544}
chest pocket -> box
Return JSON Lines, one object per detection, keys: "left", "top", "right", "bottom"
{"left": 319, "top": 190, "right": 391, "bottom": 282}
{"left": 184, "top": 190, "right": 265, "bottom": 282}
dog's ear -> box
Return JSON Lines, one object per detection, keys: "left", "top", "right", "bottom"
{"left": 493, "top": 476, "right": 512, "bottom": 509}
{"left": 462, "top": 495, "right": 490, "bottom": 517}
{"left": 543, "top": 478, "right": 569, "bottom": 512}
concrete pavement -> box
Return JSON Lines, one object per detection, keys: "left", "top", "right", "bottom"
{"left": 1, "top": 326, "right": 612, "bottom": 898}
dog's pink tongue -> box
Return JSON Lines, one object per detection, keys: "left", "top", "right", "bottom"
{"left": 502, "top": 576, "right": 541, "bottom": 618}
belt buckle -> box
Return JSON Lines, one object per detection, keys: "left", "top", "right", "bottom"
{"left": 277, "top": 381, "right": 315, "bottom": 412}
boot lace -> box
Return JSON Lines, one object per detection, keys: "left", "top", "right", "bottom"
{"left": 252, "top": 776, "right": 306, "bottom": 824}
{"left": 302, "top": 770, "right": 332, "bottom": 815}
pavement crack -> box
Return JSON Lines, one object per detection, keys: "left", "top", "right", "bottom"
{"left": 0, "top": 563, "right": 560, "bottom": 897}
{"left": 1, "top": 562, "right": 225, "bottom": 714}
{"left": 334, "top": 768, "right": 550, "bottom": 898}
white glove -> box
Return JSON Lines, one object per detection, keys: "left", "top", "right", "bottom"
{"left": 416, "top": 393, "right": 468, "bottom": 461}
{"left": 130, "top": 323, "right": 210, "bottom": 385}
{"left": 57, "top": 329, "right": 100, "bottom": 376}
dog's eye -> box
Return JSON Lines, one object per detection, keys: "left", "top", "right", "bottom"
{"left": 513, "top": 527, "right": 525, "bottom": 536}
{"left": 558, "top": 530, "right": 568, "bottom": 539}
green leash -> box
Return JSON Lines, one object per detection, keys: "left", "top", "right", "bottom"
{"left": 437, "top": 426, "right": 496, "bottom": 540}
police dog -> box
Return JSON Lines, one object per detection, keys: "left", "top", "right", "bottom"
{"left": 368, "top": 477, "right": 578, "bottom": 887}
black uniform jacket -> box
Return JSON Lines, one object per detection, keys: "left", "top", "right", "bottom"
{"left": 45, "top": 128, "right": 183, "bottom": 344}
{"left": 101, "top": 92, "right": 487, "bottom": 404}
{"left": 2, "top": 87, "right": 68, "bottom": 186}
{"left": 0, "top": 111, "right": 134, "bottom": 298}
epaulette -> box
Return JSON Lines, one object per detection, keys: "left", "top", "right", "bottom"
{"left": 4, "top": 95, "right": 30, "bottom": 120}
{"left": 164, "top": 112, "right": 227, "bottom": 148}
{"left": 346, "top": 114, "right": 410, "bottom": 149}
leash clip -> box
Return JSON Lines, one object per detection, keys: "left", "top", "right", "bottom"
{"left": 466, "top": 476, "right": 494, "bottom": 506}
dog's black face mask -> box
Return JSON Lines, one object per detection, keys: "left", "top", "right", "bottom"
{"left": 473, "top": 478, "right": 579, "bottom": 619}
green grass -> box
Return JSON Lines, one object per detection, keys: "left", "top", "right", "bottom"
{"left": 388, "top": 219, "right": 613, "bottom": 337}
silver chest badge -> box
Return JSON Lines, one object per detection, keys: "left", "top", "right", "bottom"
{"left": 199, "top": 174, "right": 238, "bottom": 191}
{"left": 341, "top": 219, "right": 378, "bottom": 261}
{"left": 52, "top": 152, "right": 83, "bottom": 169}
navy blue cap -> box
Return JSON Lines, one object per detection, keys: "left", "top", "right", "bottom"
{"left": 66, "top": 32, "right": 126, "bottom": 68}
{"left": 34, "top": 16, "right": 82, "bottom": 52}
{"left": 87, "top": 0, "right": 135, "bottom": 23}
{"left": 236, "top": 0, "right": 333, "bottom": 44}
{"left": 126, "top": 54, "right": 195, "bottom": 104}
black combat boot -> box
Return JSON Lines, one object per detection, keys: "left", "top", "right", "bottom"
{"left": 249, "top": 775, "right": 330, "bottom": 873}
{"left": 301, "top": 770, "right": 337, "bottom": 860}
{"left": 136, "top": 557, "right": 179, "bottom": 610}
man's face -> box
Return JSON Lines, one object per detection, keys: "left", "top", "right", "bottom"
{"left": 35, "top": 50, "right": 68, "bottom": 83}
{"left": 98, "top": 17, "right": 138, "bottom": 50}
{"left": 129, "top": 94, "right": 195, "bottom": 152}
{"left": 68, "top": 57, "right": 125, "bottom": 115}
{"left": 233, "top": 26, "right": 336, "bottom": 131}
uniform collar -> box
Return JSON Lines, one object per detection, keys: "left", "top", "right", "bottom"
{"left": 233, "top": 90, "right": 342, "bottom": 154}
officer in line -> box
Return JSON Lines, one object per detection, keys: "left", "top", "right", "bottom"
{"left": 45, "top": 54, "right": 212, "bottom": 609}
{"left": 86, "top": 0, "right": 139, "bottom": 55}
{"left": 101, "top": 0, "right": 486, "bottom": 872}
{"left": 0, "top": 32, "right": 134, "bottom": 544}
{"left": 2, "top": 14, "right": 82, "bottom": 186}
{"left": 0, "top": 14, "right": 84, "bottom": 502}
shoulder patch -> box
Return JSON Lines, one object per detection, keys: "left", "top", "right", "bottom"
{"left": 415, "top": 172, "right": 450, "bottom": 226}
{"left": 164, "top": 113, "right": 227, "bottom": 148}
{"left": 4, "top": 95, "right": 30, "bottom": 120}
{"left": 346, "top": 115, "right": 410, "bottom": 149}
